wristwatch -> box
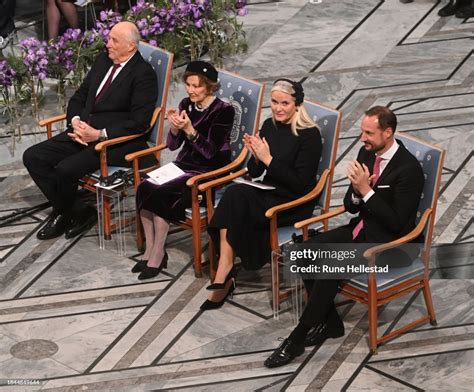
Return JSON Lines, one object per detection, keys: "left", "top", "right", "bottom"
{"left": 99, "top": 128, "right": 107, "bottom": 142}
{"left": 187, "top": 131, "right": 198, "bottom": 143}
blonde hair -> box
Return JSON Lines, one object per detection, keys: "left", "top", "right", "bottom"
{"left": 271, "top": 80, "right": 318, "bottom": 136}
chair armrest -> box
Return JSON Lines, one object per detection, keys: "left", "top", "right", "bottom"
{"left": 362, "top": 208, "right": 432, "bottom": 261}
{"left": 38, "top": 114, "right": 67, "bottom": 139}
{"left": 95, "top": 133, "right": 144, "bottom": 152}
{"left": 265, "top": 169, "right": 330, "bottom": 219}
{"left": 197, "top": 168, "right": 248, "bottom": 192}
{"left": 38, "top": 114, "right": 67, "bottom": 127}
{"left": 186, "top": 149, "right": 248, "bottom": 188}
{"left": 125, "top": 143, "right": 168, "bottom": 162}
{"left": 293, "top": 206, "right": 346, "bottom": 230}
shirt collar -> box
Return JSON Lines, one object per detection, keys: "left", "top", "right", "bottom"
{"left": 377, "top": 139, "right": 399, "bottom": 161}
{"left": 115, "top": 52, "right": 135, "bottom": 68}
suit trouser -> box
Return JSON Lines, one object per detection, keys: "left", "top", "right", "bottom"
{"left": 23, "top": 133, "right": 101, "bottom": 214}
{"left": 299, "top": 226, "right": 362, "bottom": 328}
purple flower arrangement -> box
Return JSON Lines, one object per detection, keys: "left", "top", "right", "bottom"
{"left": 19, "top": 37, "right": 49, "bottom": 81}
{"left": 0, "top": 59, "right": 17, "bottom": 89}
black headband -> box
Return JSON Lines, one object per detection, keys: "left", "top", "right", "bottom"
{"left": 273, "top": 78, "right": 304, "bottom": 106}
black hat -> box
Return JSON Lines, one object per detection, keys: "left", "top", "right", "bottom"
{"left": 185, "top": 61, "right": 218, "bottom": 82}
{"left": 273, "top": 78, "right": 304, "bottom": 106}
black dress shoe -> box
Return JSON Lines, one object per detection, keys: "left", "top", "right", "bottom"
{"left": 438, "top": 0, "right": 457, "bottom": 16}
{"left": 206, "top": 265, "right": 237, "bottom": 290}
{"left": 456, "top": 4, "right": 474, "bottom": 17}
{"left": 137, "top": 254, "right": 168, "bottom": 280}
{"left": 200, "top": 279, "right": 236, "bottom": 311}
{"left": 131, "top": 260, "right": 148, "bottom": 273}
{"left": 304, "top": 321, "right": 345, "bottom": 347}
{"left": 264, "top": 338, "right": 305, "bottom": 368}
{"left": 37, "top": 212, "right": 71, "bottom": 240}
{"left": 65, "top": 208, "right": 97, "bottom": 239}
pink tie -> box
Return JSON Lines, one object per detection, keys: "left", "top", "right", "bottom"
{"left": 352, "top": 155, "right": 383, "bottom": 240}
{"left": 95, "top": 64, "right": 121, "bottom": 103}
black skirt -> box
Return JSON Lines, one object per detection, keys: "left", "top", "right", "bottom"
{"left": 208, "top": 184, "right": 315, "bottom": 270}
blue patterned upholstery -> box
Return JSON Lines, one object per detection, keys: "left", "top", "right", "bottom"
{"left": 277, "top": 101, "right": 341, "bottom": 246}
{"left": 138, "top": 42, "right": 173, "bottom": 145}
{"left": 349, "top": 134, "right": 445, "bottom": 291}
{"left": 216, "top": 70, "right": 265, "bottom": 160}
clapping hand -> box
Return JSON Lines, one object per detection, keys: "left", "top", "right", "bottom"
{"left": 243, "top": 133, "right": 272, "bottom": 166}
{"left": 167, "top": 109, "right": 193, "bottom": 137}
{"left": 346, "top": 160, "right": 373, "bottom": 197}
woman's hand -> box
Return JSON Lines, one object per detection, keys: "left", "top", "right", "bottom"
{"left": 243, "top": 133, "right": 258, "bottom": 162}
{"left": 167, "top": 108, "right": 181, "bottom": 135}
{"left": 246, "top": 134, "right": 272, "bottom": 166}
{"left": 179, "top": 110, "right": 195, "bottom": 137}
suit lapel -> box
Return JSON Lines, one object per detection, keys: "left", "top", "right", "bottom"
{"left": 96, "top": 51, "right": 140, "bottom": 104}
{"left": 375, "top": 141, "right": 404, "bottom": 185}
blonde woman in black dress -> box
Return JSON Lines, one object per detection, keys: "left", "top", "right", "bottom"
{"left": 202, "top": 79, "right": 323, "bottom": 310}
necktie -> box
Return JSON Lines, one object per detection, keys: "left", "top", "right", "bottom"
{"left": 352, "top": 155, "right": 383, "bottom": 240}
{"left": 95, "top": 64, "right": 121, "bottom": 103}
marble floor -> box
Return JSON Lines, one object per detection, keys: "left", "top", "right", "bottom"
{"left": 0, "top": 0, "right": 473, "bottom": 390}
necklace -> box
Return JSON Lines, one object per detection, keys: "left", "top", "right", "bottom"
{"left": 194, "top": 96, "right": 216, "bottom": 112}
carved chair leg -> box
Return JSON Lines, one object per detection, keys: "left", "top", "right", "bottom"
{"left": 422, "top": 278, "right": 437, "bottom": 325}
{"left": 368, "top": 292, "right": 378, "bottom": 354}
{"left": 192, "top": 218, "right": 203, "bottom": 278}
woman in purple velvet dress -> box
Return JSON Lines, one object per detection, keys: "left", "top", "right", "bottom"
{"left": 133, "top": 61, "right": 235, "bottom": 280}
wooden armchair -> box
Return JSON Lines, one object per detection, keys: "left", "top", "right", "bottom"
{"left": 199, "top": 100, "right": 342, "bottom": 291}
{"left": 38, "top": 42, "right": 174, "bottom": 239}
{"left": 294, "top": 134, "right": 446, "bottom": 353}
{"left": 125, "top": 70, "right": 264, "bottom": 277}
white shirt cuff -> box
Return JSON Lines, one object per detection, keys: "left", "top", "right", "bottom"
{"left": 351, "top": 193, "right": 361, "bottom": 205}
{"left": 71, "top": 116, "right": 81, "bottom": 124}
{"left": 362, "top": 189, "right": 375, "bottom": 203}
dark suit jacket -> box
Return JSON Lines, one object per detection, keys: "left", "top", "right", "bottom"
{"left": 58, "top": 50, "right": 158, "bottom": 165}
{"left": 343, "top": 139, "right": 424, "bottom": 243}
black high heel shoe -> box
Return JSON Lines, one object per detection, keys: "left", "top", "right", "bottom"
{"left": 137, "top": 252, "right": 168, "bottom": 280}
{"left": 131, "top": 260, "right": 148, "bottom": 273}
{"left": 200, "top": 278, "right": 236, "bottom": 311}
{"left": 206, "top": 265, "right": 237, "bottom": 290}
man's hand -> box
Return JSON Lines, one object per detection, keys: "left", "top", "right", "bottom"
{"left": 346, "top": 160, "right": 373, "bottom": 197}
{"left": 70, "top": 121, "right": 101, "bottom": 144}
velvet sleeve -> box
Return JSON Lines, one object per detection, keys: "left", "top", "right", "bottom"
{"left": 166, "top": 99, "right": 186, "bottom": 151}
{"left": 191, "top": 104, "right": 235, "bottom": 159}
{"left": 266, "top": 127, "right": 322, "bottom": 194}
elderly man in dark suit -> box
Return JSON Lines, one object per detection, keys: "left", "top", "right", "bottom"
{"left": 264, "top": 106, "right": 425, "bottom": 368}
{"left": 23, "top": 21, "right": 158, "bottom": 240}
